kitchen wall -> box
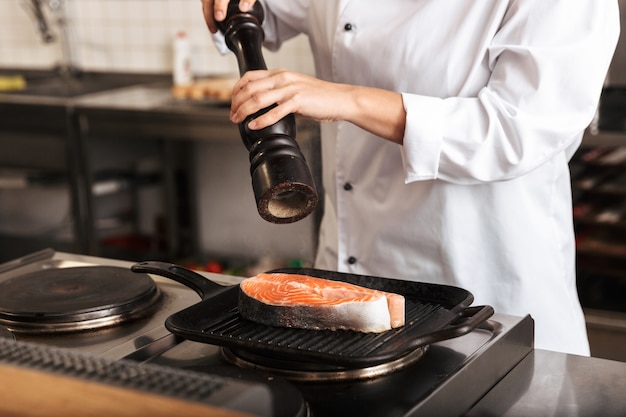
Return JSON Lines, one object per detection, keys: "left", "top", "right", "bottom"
{"left": 0, "top": 0, "right": 319, "bottom": 266}
{"left": 0, "top": 0, "right": 315, "bottom": 76}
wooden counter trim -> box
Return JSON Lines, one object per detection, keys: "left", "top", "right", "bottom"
{"left": 0, "top": 362, "right": 257, "bottom": 417}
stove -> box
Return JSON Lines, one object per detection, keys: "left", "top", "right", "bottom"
{"left": 0, "top": 249, "right": 534, "bottom": 417}
{"left": 0, "top": 249, "right": 198, "bottom": 360}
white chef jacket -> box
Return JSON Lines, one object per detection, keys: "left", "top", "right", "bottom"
{"left": 254, "top": 0, "right": 620, "bottom": 355}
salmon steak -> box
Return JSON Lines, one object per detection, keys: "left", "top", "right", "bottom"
{"left": 238, "top": 273, "right": 405, "bottom": 333}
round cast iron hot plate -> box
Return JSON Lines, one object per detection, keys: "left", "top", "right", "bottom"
{"left": 0, "top": 266, "right": 161, "bottom": 333}
{"left": 221, "top": 345, "right": 428, "bottom": 382}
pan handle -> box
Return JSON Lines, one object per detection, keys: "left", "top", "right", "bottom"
{"left": 426, "top": 305, "right": 495, "bottom": 344}
{"left": 131, "top": 261, "right": 232, "bottom": 300}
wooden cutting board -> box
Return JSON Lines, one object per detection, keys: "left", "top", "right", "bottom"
{"left": 171, "top": 76, "right": 239, "bottom": 102}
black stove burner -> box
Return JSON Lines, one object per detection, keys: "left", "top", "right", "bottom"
{"left": 221, "top": 346, "right": 428, "bottom": 382}
{"left": 0, "top": 266, "right": 162, "bottom": 333}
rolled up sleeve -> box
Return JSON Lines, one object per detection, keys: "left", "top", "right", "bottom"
{"left": 400, "top": 93, "right": 444, "bottom": 183}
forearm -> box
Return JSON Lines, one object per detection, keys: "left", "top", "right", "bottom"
{"left": 342, "top": 85, "right": 406, "bottom": 144}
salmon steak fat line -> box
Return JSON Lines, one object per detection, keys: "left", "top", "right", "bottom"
{"left": 238, "top": 273, "right": 406, "bottom": 333}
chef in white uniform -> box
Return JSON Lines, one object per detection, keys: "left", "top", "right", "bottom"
{"left": 204, "top": 0, "right": 620, "bottom": 355}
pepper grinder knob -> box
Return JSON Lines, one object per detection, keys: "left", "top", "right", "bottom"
{"left": 216, "top": 1, "right": 318, "bottom": 224}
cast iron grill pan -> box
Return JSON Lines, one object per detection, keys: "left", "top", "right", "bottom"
{"left": 131, "top": 262, "right": 494, "bottom": 368}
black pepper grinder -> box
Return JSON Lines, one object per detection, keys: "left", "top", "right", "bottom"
{"left": 216, "top": 0, "right": 318, "bottom": 224}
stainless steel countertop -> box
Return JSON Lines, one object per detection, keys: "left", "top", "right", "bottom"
{"left": 70, "top": 82, "right": 319, "bottom": 142}
{"left": 1, "top": 74, "right": 318, "bottom": 142}
{"left": 465, "top": 349, "right": 626, "bottom": 417}
{"left": 73, "top": 83, "right": 241, "bottom": 142}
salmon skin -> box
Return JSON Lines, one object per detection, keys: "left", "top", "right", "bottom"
{"left": 238, "top": 273, "right": 405, "bottom": 333}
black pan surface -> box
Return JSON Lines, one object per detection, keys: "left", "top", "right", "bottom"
{"left": 131, "top": 262, "right": 494, "bottom": 367}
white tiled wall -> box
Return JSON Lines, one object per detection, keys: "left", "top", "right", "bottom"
{"left": 0, "top": 0, "right": 314, "bottom": 75}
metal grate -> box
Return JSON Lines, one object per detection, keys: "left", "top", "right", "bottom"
{"left": 0, "top": 336, "right": 258, "bottom": 406}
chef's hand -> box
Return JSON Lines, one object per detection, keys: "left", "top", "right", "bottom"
{"left": 230, "top": 69, "right": 407, "bottom": 144}
{"left": 202, "top": 0, "right": 257, "bottom": 33}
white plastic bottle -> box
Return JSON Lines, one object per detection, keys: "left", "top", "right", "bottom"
{"left": 173, "top": 31, "right": 192, "bottom": 86}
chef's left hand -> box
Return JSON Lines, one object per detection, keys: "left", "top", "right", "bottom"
{"left": 229, "top": 69, "right": 407, "bottom": 144}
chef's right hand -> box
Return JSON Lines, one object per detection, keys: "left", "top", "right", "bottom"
{"left": 202, "top": 0, "right": 257, "bottom": 34}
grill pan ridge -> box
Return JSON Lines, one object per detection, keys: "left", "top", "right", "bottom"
{"left": 197, "top": 301, "right": 444, "bottom": 359}
{"left": 131, "top": 263, "right": 494, "bottom": 367}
